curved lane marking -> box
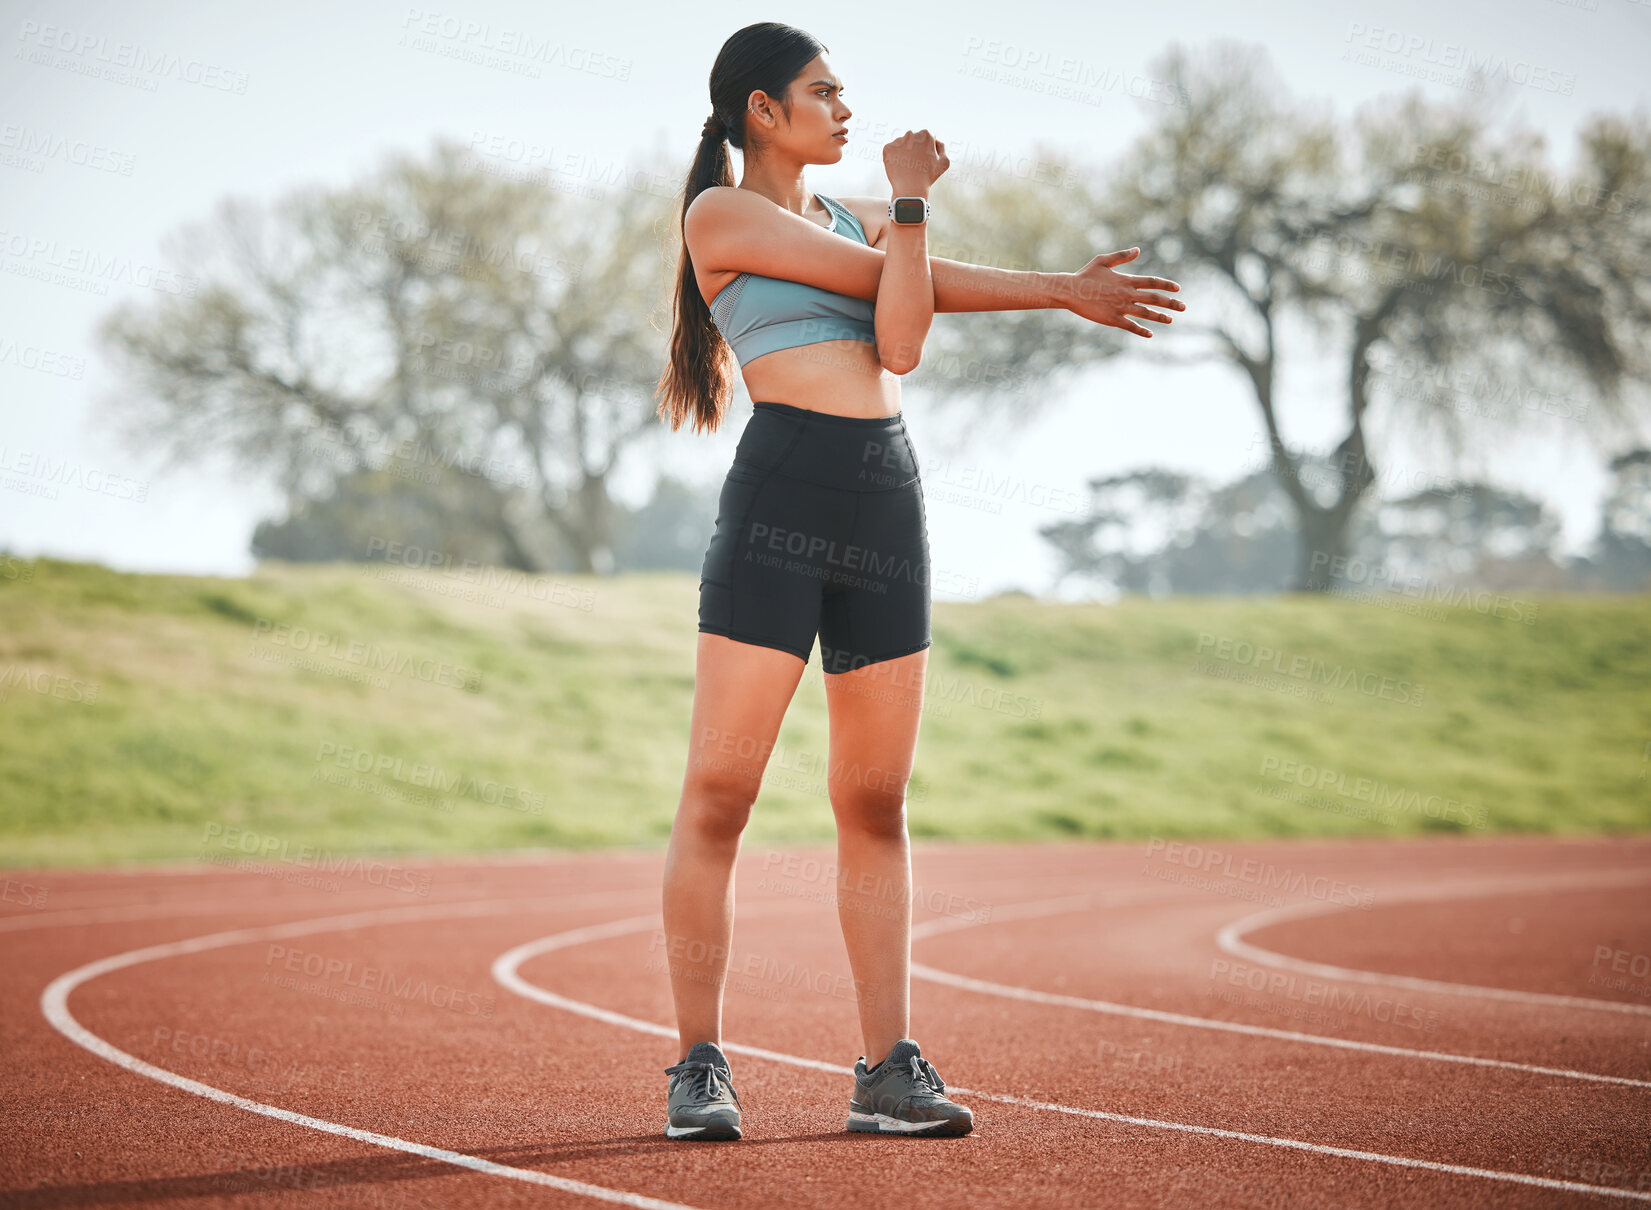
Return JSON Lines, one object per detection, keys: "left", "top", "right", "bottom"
{"left": 2, "top": 893, "right": 508, "bottom": 933}
{"left": 39, "top": 890, "right": 707, "bottom": 1210}
{"left": 1214, "top": 867, "right": 1651, "bottom": 1017}
{"left": 908, "top": 892, "right": 1651, "bottom": 1088}
{"left": 495, "top": 897, "right": 1651, "bottom": 1203}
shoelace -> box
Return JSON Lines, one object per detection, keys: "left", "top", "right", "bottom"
{"left": 664, "top": 1059, "right": 744, "bottom": 1111}
{"left": 908, "top": 1055, "right": 946, "bottom": 1096}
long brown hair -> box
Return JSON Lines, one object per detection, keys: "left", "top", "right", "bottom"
{"left": 654, "top": 22, "right": 826, "bottom": 434}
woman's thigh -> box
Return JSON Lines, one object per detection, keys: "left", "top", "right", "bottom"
{"left": 679, "top": 632, "right": 808, "bottom": 824}
{"left": 822, "top": 646, "right": 929, "bottom": 830}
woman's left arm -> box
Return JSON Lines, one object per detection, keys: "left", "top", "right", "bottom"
{"left": 848, "top": 196, "right": 1185, "bottom": 336}
{"left": 928, "top": 251, "right": 1184, "bottom": 339}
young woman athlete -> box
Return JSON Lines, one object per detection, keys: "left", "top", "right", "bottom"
{"left": 652, "top": 21, "right": 1184, "bottom": 1141}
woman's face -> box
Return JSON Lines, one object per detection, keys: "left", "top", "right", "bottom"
{"left": 757, "top": 54, "right": 852, "bottom": 162}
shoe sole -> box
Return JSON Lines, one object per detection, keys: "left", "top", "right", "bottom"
{"left": 665, "top": 1119, "right": 742, "bottom": 1140}
{"left": 845, "top": 1109, "right": 973, "bottom": 1136}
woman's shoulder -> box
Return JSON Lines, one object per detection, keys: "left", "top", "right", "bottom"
{"left": 686, "top": 184, "right": 742, "bottom": 223}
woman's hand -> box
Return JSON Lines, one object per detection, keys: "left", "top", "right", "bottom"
{"left": 883, "top": 129, "right": 948, "bottom": 194}
{"left": 1065, "top": 248, "right": 1186, "bottom": 338}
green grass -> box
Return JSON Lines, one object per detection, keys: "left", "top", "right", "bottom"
{"left": 1, "top": 556, "right": 1647, "bottom": 867}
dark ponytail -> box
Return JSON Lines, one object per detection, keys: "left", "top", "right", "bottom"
{"left": 654, "top": 22, "right": 826, "bottom": 434}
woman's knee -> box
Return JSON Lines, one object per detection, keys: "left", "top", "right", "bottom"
{"left": 679, "top": 766, "right": 762, "bottom": 840}
{"left": 829, "top": 783, "right": 909, "bottom": 840}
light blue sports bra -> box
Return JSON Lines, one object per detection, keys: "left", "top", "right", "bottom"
{"left": 708, "top": 193, "right": 876, "bottom": 367}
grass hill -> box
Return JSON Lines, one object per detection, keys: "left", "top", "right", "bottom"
{"left": 1, "top": 555, "right": 1646, "bottom": 867}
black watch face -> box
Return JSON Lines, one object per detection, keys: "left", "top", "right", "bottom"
{"left": 893, "top": 197, "right": 926, "bottom": 223}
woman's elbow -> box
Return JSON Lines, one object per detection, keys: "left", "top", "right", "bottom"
{"left": 877, "top": 335, "right": 924, "bottom": 376}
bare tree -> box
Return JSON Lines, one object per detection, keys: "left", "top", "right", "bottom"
{"left": 923, "top": 40, "right": 1651, "bottom": 589}
{"left": 95, "top": 137, "right": 678, "bottom": 573}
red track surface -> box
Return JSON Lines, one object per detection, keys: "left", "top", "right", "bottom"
{"left": 3, "top": 835, "right": 1649, "bottom": 1208}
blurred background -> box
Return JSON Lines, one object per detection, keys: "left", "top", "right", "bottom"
{"left": 1, "top": 0, "right": 1647, "bottom": 865}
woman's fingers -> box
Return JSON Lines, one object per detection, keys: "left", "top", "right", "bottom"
{"left": 1130, "top": 284, "right": 1186, "bottom": 310}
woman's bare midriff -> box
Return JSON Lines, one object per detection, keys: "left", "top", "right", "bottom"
{"left": 695, "top": 196, "right": 901, "bottom": 420}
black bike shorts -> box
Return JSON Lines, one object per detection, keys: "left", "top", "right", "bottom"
{"left": 698, "top": 400, "right": 932, "bottom": 675}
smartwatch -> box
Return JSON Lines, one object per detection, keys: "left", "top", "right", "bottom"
{"left": 888, "top": 196, "right": 931, "bottom": 225}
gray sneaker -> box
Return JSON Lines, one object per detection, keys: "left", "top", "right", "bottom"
{"left": 846, "top": 1038, "right": 973, "bottom": 1136}
{"left": 664, "top": 1041, "right": 743, "bottom": 1140}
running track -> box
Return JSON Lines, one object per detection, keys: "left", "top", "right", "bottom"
{"left": 2, "top": 835, "right": 1648, "bottom": 1208}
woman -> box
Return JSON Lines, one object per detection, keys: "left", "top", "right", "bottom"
{"left": 653, "top": 22, "right": 1183, "bottom": 1142}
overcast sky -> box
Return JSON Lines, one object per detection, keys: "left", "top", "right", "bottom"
{"left": 1, "top": 0, "right": 1646, "bottom": 599}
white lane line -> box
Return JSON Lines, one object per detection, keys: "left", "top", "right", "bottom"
{"left": 493, "top": 906, "right": 1651, "bottom": 1203}
{"left": 1214, "top": 868, "right": 1651, "bottom": 1016}
{"left": 38, "top": 890, "right": 707, "bottom": 1210}
{"left": 911, "top": 962, "right": 1651, "bottom": 1089}
{"left": 1, "top": 895, "right": 491, "bottom": 933}
{"left": 909, "top": 891, "right": 1651, "bottom": 1089}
